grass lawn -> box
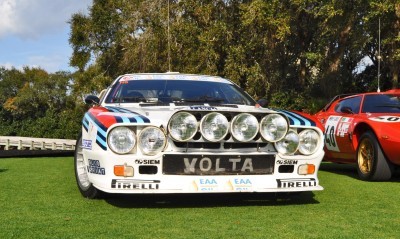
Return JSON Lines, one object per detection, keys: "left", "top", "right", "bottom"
{"left": 0, "top": 157, "right": 399, "bottom": 239}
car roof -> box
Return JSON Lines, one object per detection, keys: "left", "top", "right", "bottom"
{"left": 321, "top": 89, "right": 400, "bottom": 112}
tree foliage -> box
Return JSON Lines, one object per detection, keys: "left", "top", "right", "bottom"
{"left": 0, "top": 67, "right": 85, "bottom": 138}
{"left": 69, "top": 0, "right": 400, "bottom": 104}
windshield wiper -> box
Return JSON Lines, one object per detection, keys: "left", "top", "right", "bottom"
{"left": 183, "top": 96, "right": 225, "bottom": 103}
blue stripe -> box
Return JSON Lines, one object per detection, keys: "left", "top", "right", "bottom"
{"left": 82, "top": 117, "right": 89, "bottom": 132}
{"left": 114, "top": 116, "right": 124, "bottom": 123}
{"left": 121, "top": 116, "right": 131, "bottom": 123}
{"left": 282, "top": 110, "right": 309, "bottom": 126}
{"left": 84, "top": 113, "right": 107, "bottom": 150}
{"left": 105, "top": 106, "right": 150, "bottom": 123}
{"left": 96, "top": 136, "right": 107, "bottom": 150}
{"left": 276, "top": 110, "right": 316, "bottom": 126}
{"left": 86, "top": 113, "right": 107, "bottom": 136}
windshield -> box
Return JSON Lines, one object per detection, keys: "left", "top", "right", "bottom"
{"left": 362, "top": 94, "right": 400, "bottom": 113}
{"left": 104, "top": 79, "right": 256, "bottom": 105}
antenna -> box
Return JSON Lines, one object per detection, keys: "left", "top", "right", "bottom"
{"left": 377, "top": 17, "right": 381, "bottom": 92}
{"left": 167, "top": 0, "right": 171, "bottom": 72}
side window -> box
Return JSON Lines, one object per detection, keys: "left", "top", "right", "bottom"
{"left": 334, "top": 96, "right": 362, "bottom": 114}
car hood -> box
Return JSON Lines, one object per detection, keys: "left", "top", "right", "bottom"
{"left": 92, "top": 104, "right": 319, "bottom": 129}
{"left": 364, "top": 113, "right": 400, "bottom": 137}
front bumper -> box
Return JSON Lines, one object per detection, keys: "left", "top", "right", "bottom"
{"left": 83, "top": 149, "right": 324, "bottom": 194}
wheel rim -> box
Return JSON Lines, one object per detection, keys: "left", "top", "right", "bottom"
{"left": 75, "top": 139, "right": 91, "bottom": 189}
{"left": 358, "top": 138, "right": 374, "bottom": 174}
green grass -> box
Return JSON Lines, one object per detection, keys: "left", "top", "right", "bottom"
{"left": 0, "top": 157, "right": 399, "bottom": 239}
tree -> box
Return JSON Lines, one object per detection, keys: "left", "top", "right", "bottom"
{"left": 68, "top": 0, "right": 400, "bottom": 111}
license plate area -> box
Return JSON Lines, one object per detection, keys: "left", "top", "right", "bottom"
{"left": 162, "top": 154, "right": 275, "bottom": 175}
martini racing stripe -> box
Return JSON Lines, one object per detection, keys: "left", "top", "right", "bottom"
{"left": 105, "top": 106, "right": 150, "bottom": 123}
{"left": 84, "top": 112, "right": 107, "bottom": 150}
{"left": 82, "top": 115, "right": 89, "bottom": 132}
{"left": 276, "top": 110, "right": 316, "bottom": 127}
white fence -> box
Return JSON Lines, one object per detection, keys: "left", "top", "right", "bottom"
{"left": 0, "top": 136, "right": 76, "bottom": 151}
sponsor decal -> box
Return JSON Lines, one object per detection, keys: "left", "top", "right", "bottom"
{"left": 87, "top": 159, "right": 105, "bottom": 175}
{"left": 183, "top": 157, "right": 254, "bottom": 174}
{"left": 189, "top": 106, "right": 217, "bottom": 110}
{"left": 135, "top": 159, "right": 160, "bottom": 165}
{"left": 369, "top": 116, "right": 400, "bottom": 123}
{"left": 336, "top": 117, "right": 353, "bottom": 137}
{"left": 276, "top": 160, "right": 298, "bottom": 165}
{"left": 277, "top": 178, "right": 316, "bottom": 188}
{"left": 229, "top": 178, "right": 253, "bottom": 191}
{"left": 82, "top": 139, "right": 92, "bottom": 150}
{"left": 194, "top": 178, "right": 218, "bottom": 191}
{"left": 119, "top": 76, "right": 131, "bottom": 84}
{"left": 111, "top": 179, "right": 160, "bottom": 189}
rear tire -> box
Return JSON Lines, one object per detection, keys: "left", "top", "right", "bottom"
{"left": 74, "top": 135, "right": 101, "bottom": 198}
{"left": 356, "top": 131, "right": 393, "bottom": 181}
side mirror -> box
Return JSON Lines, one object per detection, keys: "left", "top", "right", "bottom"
{"left": 84, "top": 95, "right": 100, "bottom": 105}
{"left": 340, "top": 106, "right": 353, "bottom": 114}
{"left": 257, "top": 99, "right": 268, "bottom": 108}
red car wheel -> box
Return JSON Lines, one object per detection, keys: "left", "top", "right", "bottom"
{"left": 356, "top": 131, "right": 393, "bottom": 181}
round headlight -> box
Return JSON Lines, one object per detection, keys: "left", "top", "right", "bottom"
{"left": 168, "top": 112, "right": 198, "bottom": 141}
{"left": 138, "top": 126, "right": 166, "bottom": 155}
{"left": 231, "top": 113, "right": 259, "bottom": 142}
{"left": 200, "top": 112, "right": 229, "bottom": 142}
{"left": 298, "top": 129, "right": 320, "bottom": 155}
{"left": 275, "top": 130, "right": 299, "bottom": 155}
{"left": 108, "top": 126, "right": 136, "bottom": 154}
{"left": 260, "top": 114, "right": 288, "bottom": 142}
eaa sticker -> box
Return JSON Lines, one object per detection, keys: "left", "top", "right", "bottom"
{"left": 193, "top": 178, "right": 218, "bottom": 192}
{"left": 228, "top": 178, "right": 253, "bottom": 192}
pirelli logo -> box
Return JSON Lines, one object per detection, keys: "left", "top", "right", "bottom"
{"left": 277, "top": 178, "right": 316, "bottom": 188}
{"left": 111, "top": 179, "right": 160, "bottom": 190}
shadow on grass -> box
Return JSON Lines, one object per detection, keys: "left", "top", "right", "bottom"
{"left": 320, "top": 162, "right": 400, "bottom": 182}
{"left": 319, "top": 162, "right": 359, "bottom": 179}
{"left": 105, "top": 191, "right": 319, "bottom": 208}
{"left": 0, "top": 168, "right": 8, "bottom": 173}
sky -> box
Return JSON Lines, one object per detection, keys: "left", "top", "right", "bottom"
{"left": 0, "top": 0, "right": 92, "bottom": 73}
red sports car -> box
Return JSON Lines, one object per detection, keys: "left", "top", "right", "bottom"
{"left": 315, "top": 89, "right": 400, "bottom": 181}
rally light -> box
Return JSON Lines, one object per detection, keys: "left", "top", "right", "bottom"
{"left": 231, "top": 113, "right": 259, "bottom": 142}
{"left": 168, "top": 112, "right": 198, "bottom": 141}
{"left": 138, "top": 126, "right": 167, "bottom": 155}
{"left": 298, "top": 164, "right": 315, "bottom": 175}
{"left": 200, "top": 112, "right": 229, "bottom": 141}
{"left": 108, "top": 126, "right": 136, "bottom": 154}
{"left": 275, "top": 130, "right": 299, "bottom": 155}
{"left": 259, "top": 114, "right": 288, "bottom": 142}
{"left": 298, "top": 129, "right": 320, "bottom": 155}
{"left": 114, "top": 164, "right": 134, "bottom": 177}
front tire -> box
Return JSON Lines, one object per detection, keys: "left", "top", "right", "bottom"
{"left": 356, "top": 131, "right": 393, "bottom": 181}
{"left": 74, "top": 135, "right": 101, "bottom": 198}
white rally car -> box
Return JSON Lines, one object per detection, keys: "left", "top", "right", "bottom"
{"left": 74, "top": 73, "right": 324, "bottom": 198}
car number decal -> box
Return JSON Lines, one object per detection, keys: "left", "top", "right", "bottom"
{"left": 324, "top": 116, "right": 341, "bottom": 152}
{"left": 369, "top": 116, "right": 400, "bottom": 123}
